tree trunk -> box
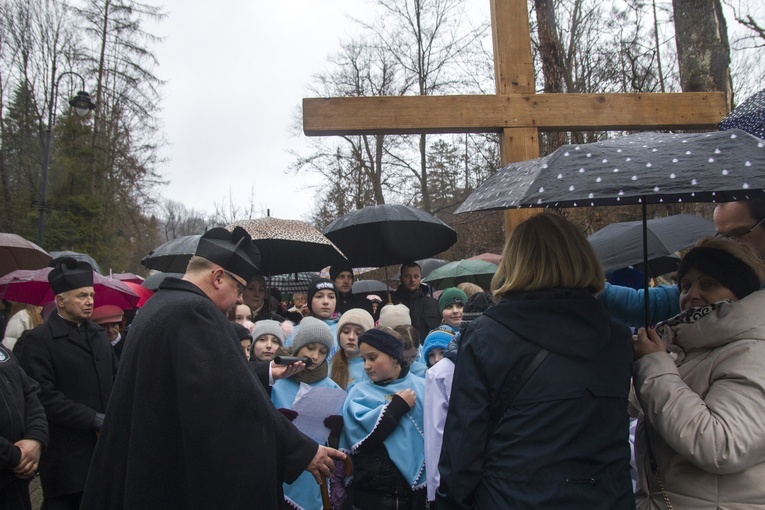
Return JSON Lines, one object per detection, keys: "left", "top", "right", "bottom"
{"left": 672, "top": 0, "right": 733, "bottom": 110}
{"left": 534, "top": 0, "right": 568, "bottom": 153}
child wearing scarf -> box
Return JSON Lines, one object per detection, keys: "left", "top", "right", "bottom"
{"left": 341, "top": 327, "right": 427, "bottom": 509}
{"left": 271, "top": 317, "right": 344, "bottom": 510}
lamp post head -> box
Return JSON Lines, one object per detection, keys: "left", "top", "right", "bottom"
{"left": 69, "top": 90, "right": 96, "bottom": 117}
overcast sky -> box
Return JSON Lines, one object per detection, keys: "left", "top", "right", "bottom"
{"left": 145, "top": 1, "right": 379, "bottom": 222}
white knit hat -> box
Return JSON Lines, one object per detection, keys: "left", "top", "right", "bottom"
{"left": 377, "top": 303, "right": 411, "bottom": 328}
{"left": 337, "top": 309, "right": 375, "bottom": 341}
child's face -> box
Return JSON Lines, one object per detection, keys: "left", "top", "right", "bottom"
{"left": 240, "top": 339, "right": 252, "bottom": 360}
{"left": 252, "top": 334, "right": 280, "bottom": 361}
{"left": 428, "top": 348, "right": 445, "bottom": 367}
{"left": 403, "top": 347, "right": 419, "bottom": 365}
{"left": 441, "top": 303, "right": 463, "bottom": 327}
{"left": 360, "top": 343, "right": 400, "bottom": 382}
{"left": 234, "top": 304, "right": 251, "bottom": 324}
{"left": 296, "top": 342, "right": 329, "bottom": 370}
{"left": 338, "top": 324, "right": 364, "bottom": 357}
{"left": 311, "top": 290, "right": 336, "bottom": 319}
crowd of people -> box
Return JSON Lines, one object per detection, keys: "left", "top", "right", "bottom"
{"left": 1, "top": 198, "right": 765, "bottom": 509}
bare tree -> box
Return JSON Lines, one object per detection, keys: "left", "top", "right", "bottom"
{"left": 672, "top": 0, "right": 734, "bottom": 110}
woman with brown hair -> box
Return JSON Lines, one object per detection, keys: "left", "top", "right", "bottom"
{"left": 437, "top": 212, "right": 634, "bottom": 509}
{"left": 633, "top": 237, "right": 765, "bottom": 509}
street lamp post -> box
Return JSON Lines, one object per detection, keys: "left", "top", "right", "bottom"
{"left": 36, "top": 68, "right": 96, "bottom": 247}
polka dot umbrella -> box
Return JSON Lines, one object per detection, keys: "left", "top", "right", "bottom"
{"left": 719, "top": 87, "right": 765, "bottom": 139}
{"left": 455, "top": 129, "right": 765, "bottom": 324}
{"left": 456, "top": 130, "right": 765, "bottom": 212}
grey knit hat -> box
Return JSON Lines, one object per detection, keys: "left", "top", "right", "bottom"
{"left": 377, "top": 303, "right": 411, "bottom": 328}
{"left": 251, "top": 319, "right": 285, "bottom": 346}
{"left": 337, "top": 309, "right": 375, "bottom": 341}
{"left": 292, "top": 316, "right": 334, "bottom": 354}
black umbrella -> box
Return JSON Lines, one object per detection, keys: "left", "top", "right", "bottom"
{"left": 456, "top": 130, "right": 765, "bottom": 211}
{"left": 50, "top": 250, "right": 103, "bottom": 274}
{"left": 587, "top": 214, "right": 715, "bottom": 274}
{"left": 141, "top": 272, "right": 184, "bottom": 291}
{"left": 230, "top": 217, "right": 347, "bottom": 275}
{"left": 352, "top": 280, "right": 392, "bottom": 294}
{"left": 140, "top": 235, "right": 201, "bottom": 274}
{"left": 456, "top": 129, "right": 765, "bottom": 325}
{"left": 632, "top": 255, "right": 680, "bottom": 277}
{"left": 323, "top": 205, "right": 457, "bottom": 267}
{"left": 268, "top": 272, "right": 319, "bottom": 294}
{"left": 719, "top": 87, "right": 765, "bottom": 139}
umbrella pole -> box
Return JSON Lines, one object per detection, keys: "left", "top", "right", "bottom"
{"left": 385, "top": 266, "right": 391, "bottom": 304}
{"left": 642, "top": 200, "right": 651, "bottom": 328}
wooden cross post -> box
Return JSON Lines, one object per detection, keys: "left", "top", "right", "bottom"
{"left": 302, "top": 0, "right": 727, "bottom": 234}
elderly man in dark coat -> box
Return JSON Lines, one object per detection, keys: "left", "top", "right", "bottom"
{"left": 81, "top": 227, "right": 345, "bottom": 510}
{"left": 18, "top": 257, "right": 116, "bottom": 510}
{"left": 0, "top": 343, "right": 48, "bottom": 510}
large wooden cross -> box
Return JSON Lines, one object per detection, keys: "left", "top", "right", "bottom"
{"left": 302, "top": 0, "right": 727, "bottom": 232}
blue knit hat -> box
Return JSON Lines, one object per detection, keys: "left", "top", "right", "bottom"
{"left": 423, "top": 328, "right": 454, "bottom": 367}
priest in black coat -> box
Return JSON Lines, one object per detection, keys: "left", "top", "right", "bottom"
{"left": 18, "top": 257, "right": 117, "bottom": 510}
{"left": 81, "top": 227, "right": 345, "bottom": 510}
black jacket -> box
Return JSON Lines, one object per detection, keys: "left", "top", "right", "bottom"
{"left": 437, "top": 288, "right": 635, "bottom": 510}
{"left": 17, "top": 312, "right": 116, "bottom": 499}
{"left": 81, "top": 278, "right": 317, "bottom": 510}
{"left": 335, "top": 290, "right": 374, "bottom": 316}
{"left": 391, "top": 284, "right": 440, "bottom": 338}
{"left": 0, "top": 345, "right": 48, "bottom": 490}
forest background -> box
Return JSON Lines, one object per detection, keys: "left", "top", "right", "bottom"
{"left": 1, "top": 0, "right": 763, "bottom": 275}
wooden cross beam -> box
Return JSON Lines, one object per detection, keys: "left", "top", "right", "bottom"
{"left": 302, "top": 0, "right": 728, "bottom": 232}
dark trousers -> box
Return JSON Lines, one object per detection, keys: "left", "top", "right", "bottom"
{"left": 0, "top": 478, "right": 32, "bottom": 510}
{"left": 41, "top": 492, "right": 82, "bottom": 510}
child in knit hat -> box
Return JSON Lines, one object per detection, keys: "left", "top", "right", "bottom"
{"left": 438, "top": 287, "right": 467, "bottom": 333}
{"left": 249, "top": 319, "right": 285, "bottom": 362}
{"left": 270, "top": 316, "right": 345, "bottom": 509}
{"left": 422, "top": 328, "right": 454, "bottom": 368}
{"left": 330, "top": 308, "right": 375, "bottom": 391}
{"left": 377, "top": 303, "right": 412, "bottom": 328}
{"left": 284, "top": 278, "right": 340, "bottom": 354}
{"left": 341, "top": 327, "right": 427, "bottom": 506}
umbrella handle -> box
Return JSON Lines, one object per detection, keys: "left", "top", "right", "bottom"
{"left": 320, "top": 456, "right": 353, "bottom": 510}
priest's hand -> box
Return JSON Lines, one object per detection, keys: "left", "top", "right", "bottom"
{"left": 271, "top": 360, "right": 306, "bottom": 380}
{"left": 306, "top": 445, "right": 347, "bottom": 485}
{"left": 13, "top": 439, "right": 42, "bottom": 479}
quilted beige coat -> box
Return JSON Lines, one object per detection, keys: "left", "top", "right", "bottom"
{"left": 634, "top": 290, "right": 765, "bottom": 509}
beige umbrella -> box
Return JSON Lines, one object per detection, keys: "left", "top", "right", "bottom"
{"left": 0, "top": 233, "right": 52, "bottom": 277}
{"left": 228, "top": 217, "right": 347, "bottom": 275}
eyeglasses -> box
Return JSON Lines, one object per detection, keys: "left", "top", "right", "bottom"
{"left": 715, "top": 217, "right": 765, "bottom": 241}
{"left": 222, "top": 271, "right": 246, "bottom": 296}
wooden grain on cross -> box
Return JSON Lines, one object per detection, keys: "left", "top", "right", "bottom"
{"left": 302, "top": 0, "right": 728, "bottom": 233}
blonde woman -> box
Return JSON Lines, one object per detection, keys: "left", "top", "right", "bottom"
{"left": 437, "top": 212, "right": 634, "bottom": 509}
{"left": 2, "top": 303, "right": 43, "bottom": 351}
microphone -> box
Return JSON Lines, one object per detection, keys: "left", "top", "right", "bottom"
{"left": 273, "top": 355, "right": 313, "bottom": 368}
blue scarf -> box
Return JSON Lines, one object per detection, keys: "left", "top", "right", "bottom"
{"left": 341, "top": 371, "right": 426, "bottom": 489}
{"left": 271, "top": 375, "right": 342, "bottom": 510}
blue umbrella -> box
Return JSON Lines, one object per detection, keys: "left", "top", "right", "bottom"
{"left": 719, "top": 88, "right": 765, "bottom": 139}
